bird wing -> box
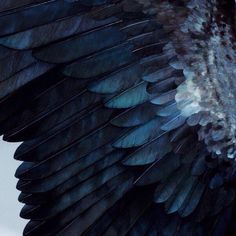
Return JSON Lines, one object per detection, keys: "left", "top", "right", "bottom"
{"left": 0, "top": 0, "right": 236, "bottom": 235}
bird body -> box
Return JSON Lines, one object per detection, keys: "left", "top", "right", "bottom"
{"left": 0, "top": 0, "right": 236, "bottom": 235}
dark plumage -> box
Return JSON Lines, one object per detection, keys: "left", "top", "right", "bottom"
{"left": 0, "top": 0, "right": 236, "bottom": 235}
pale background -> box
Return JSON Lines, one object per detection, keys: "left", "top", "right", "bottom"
{"left": 0, "top": 137, "right": 26, "bottom": 235}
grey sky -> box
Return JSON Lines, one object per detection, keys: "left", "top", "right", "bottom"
{"left": 0, "top": 138, "right": 27, "bottom": 235}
